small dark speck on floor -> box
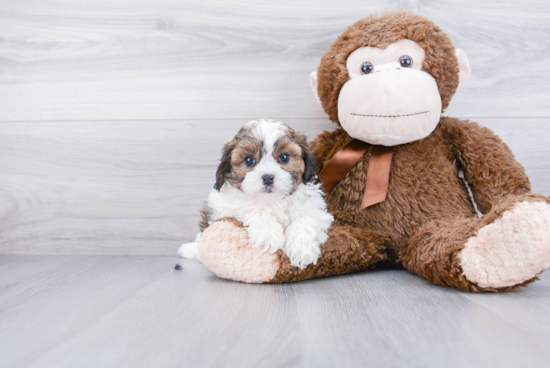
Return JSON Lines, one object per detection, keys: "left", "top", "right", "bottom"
{"left": 174, "top": 263, "right": 183, "bottom": 271}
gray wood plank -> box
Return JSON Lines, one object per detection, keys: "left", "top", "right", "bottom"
{"left": 0, "top": 0, "right": 549, "bottom": 121}
{"left": 0, "top": 255, "right": 91, "bottom": 303}
{"left": 0, "top": 117, "right": 548, "bottom": 255}
{"left": 1, "top": 255, "right": 550, "bottom": 367}
{"left": 291, "top": 271, "right": 550, "bottom": 368}
{"left": 0, "top": 255, "right": 172, "bottom": 367}
{"left": 461, "top": 273, "right": 550, "bottom": 340}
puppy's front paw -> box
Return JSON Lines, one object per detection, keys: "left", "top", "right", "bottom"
{"left": 284, "top": 235, "right": 322, "bottom": 269}
{"left": 247, "top": 223, "right": 285, "bottom": 252}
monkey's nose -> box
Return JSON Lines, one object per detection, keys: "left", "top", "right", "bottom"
{"left": 262, "top": 174, "right": 275, "bottom": 186}
{"left": 373, "top": 61, "right": 402, "bottom": 73}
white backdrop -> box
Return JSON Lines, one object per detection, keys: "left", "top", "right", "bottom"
{"left": 0, "top": 0, "right": 549, "bottom": 254}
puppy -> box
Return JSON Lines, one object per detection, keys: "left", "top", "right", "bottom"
{"left": 178, "top": 119, "right": 334, "bottom": 269}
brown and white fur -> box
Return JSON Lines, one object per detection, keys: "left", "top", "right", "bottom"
{"left": 179, "top": 119, "right": 334, "bottom": 269}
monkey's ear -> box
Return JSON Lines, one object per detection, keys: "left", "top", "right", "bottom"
{"left": 310, "top": 71, "right": 322, "bottom": 106}
{"left": 455, "top": 49, "right": 471, "bottom": 92}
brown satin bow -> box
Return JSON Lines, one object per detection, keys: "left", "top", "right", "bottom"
{"left": 318, "top": 139, "right": 393, "bottom": 209}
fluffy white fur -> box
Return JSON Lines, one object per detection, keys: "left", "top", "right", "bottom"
{"left": 179, "top": 120, "right": 334, "bottom": 269}
{"left": 178, "top": 232, "right": 202, "bottom": 261}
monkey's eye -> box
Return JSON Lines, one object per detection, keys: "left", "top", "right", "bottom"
{"left": 278, "top": 153, "right": 290, "bottom": 164}
{"left": 361, "top": 62, "right": 373, "bottom": 75}
{"left": 399, "top": 55, "right": 412, "bottom": 68}
{"left": 244, "top": 157, "right": 256, "bottom": 167}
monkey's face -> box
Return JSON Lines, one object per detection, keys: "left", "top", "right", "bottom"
{"left": 337, "top": 40, "right": 442, "bottom": 146}
{"left": 310, "top": 12, "right": 471, "bottom": 146}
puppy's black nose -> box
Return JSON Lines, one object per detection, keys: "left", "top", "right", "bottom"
{"left": 262, "top": 174, "right": 275, "bottom": 186}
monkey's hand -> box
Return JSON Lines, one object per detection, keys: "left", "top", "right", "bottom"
{"left": 198, "top": 217, "right": 281, "bottom": 283}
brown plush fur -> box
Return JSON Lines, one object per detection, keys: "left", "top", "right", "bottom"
{"left": 401, "top": 192, "right": 546, "bottom": 292}
{"left": 270, "top": 225, "right": 390, "bottom": 283}
{"left": 201, "top": 12, "right": 548, "bottom": 292}
{"left": 265, "top": 12, "right": 548, "bottom": 292}
{"left": 267, "top": 117, "right": 548, "bottom": 291}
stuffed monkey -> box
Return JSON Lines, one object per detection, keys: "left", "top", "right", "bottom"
{"left": 195, "top": 11, "right": 550, "bottom": 292}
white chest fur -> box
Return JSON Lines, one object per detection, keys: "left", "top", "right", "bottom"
{"left": 207, "top": 182, "right": 334, "bottom": 269}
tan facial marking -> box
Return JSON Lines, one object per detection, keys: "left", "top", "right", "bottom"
{"left": 273, "top": 135, "right": 306, "bottom": 187}
{"left": 228, "top": 135, "right": 262, "bottom": 189}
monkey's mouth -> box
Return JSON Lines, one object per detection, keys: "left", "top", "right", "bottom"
{"left": 350, "top": 110, "right": 429, "bottom": 118}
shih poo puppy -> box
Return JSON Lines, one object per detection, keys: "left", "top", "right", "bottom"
{"left": 178, "top": 119, "right": 333, "bottom": 269}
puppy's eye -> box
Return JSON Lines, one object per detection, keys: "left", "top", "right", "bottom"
{"left": 244, "top": 157, "right": 256, "bottom": 167}
{"left": 361, "top": 62, "right": 373, "bottom": 75}
{"left": 399, "top": 55, "right": 412, "bottom": 68}
{"left": 278, "top": 153, "right": 290, "bottom": 164}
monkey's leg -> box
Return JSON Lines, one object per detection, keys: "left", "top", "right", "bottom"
{"left": 402, "top": 194, "right": 550, "bottom": 292}
{"left": 270, "top": 225, "right": 390, "bottom": 283}
{"left": 198, "top": 218, "right": 390, "bottom": 283}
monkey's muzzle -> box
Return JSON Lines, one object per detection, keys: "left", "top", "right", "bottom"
{"left": 338, "top": 64, "right": 442, "bottom": 146}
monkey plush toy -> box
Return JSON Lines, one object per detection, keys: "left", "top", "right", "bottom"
{"left": 194, "top": 11, "right": 550, "bottom": 292}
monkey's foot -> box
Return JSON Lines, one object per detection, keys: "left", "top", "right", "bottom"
{"left": 460, "top": 201, "right": 550, "bottom": 288}
{"left": 199, "top": 219, "right": 280, "bottom": 283}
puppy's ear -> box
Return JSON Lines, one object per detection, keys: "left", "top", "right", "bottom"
{"left": 214, "top": 140, "right": 236, "bottom": 191}
{"left": 291, "top": 129, "right": 317, "bottom": 184}
{"left": 302, "top": 149, "right": 317, "bottom": 184}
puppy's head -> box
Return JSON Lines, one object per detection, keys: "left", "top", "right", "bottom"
{"left": 214, "top": 119, "right": 316, "bottom": 198}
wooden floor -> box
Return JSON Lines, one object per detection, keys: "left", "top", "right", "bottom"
{"left": 1, "top": 255, "right": 550, "bottom": 368}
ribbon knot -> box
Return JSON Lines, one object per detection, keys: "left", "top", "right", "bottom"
{"left": 318, "top": 140, "right": 393, "bottom": 209}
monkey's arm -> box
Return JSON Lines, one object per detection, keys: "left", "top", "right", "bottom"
{"left": 440, "top": 117, "right": 544, "bottom": 214}
{"left": 309, "top": 128, "right": 353, "bottom": 173}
